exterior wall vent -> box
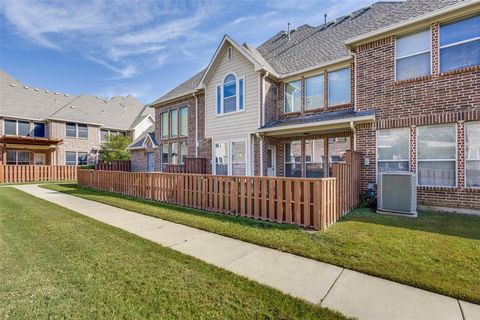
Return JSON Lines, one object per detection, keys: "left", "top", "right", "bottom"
{"left": 377, "top": 172, "right": 417, "bottom": 217}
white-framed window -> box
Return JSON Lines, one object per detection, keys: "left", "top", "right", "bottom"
{"left": 169, "top": 109, "right": 178, "bottom": 138}
{"left": 216, "top": 73, "right": 245, "bottom": 115}
{"left": 179, "top": 107, "right": 188, "bottom": 137}
{"left": 161, "top": 144, "right": 169, "bottom": 171}
{"left": 215, "top": 142, "right": 228, "bottom": 175}
{"left": 305, "top": 139, "right": 325, "bottom": 178}
{"left": 227, "top": 47, "right": 233, "bottom": 60}
{"left": 66, "top": 123, "right": 88, "bottom": 139}
{"left": 417, "top": 124, "right": 457, "bottom": 187}
{"left": 284, "top": 80, "right": 301, "bottom": 113}
{"left": 328, "top": 67, "right": 350, "bottom": 106}
{"left": 465, "top": 121, "right": 480, "bottom": 188}
{"left": 3, "top": 119, "right": 41, "bottom": 137}
{"left": 395, "top": 29, "right": 431, "bottom": 81}
{"left": 440, "top": 15, "right": 480, "bottom": 73}
{"left": 305, "top": 74, "right": 324, "bottom": 110}
{"left": 377, "top": 128, "right": 410, "bottom": 177}
{"left": 6, "top": 150, "right": 30, "bottom": 165}
{"left": 77, "top": 152, "right": 88, "bottom": 165}
{"left": 65, "top": 151, "right": 77, "bottom": 166}
{"left": 161, "top": 112, "right": 168, "bottom": 139}
{"left": 179, "top": 141, "right": 188, "bottom": 164}
{"left": 169, "top": 142, "right": 178, "bottom": 164}
{"left": 285, "top": 141, "right": 301, "bottom": 177}
{"left": 65, "top": 151, "right": 88, "bottom": 166}
{"left": 231, "top": 140, "right": 246, "bottom": 176}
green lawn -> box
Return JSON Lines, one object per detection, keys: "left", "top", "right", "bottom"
{"left": 0, "top": 187, "right": 346, "bottom": 320}
{"left": 43, "top": 183, "right": 480, "bottom": 304}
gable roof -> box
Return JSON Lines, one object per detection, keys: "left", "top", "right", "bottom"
{"left": 127, "top": 124, "right": 158, "bottom": 149}
{"left": 148, "top": 0, "right": 466, "bottom": 105}
{"left": 0, "top": 70, "right": 148, "bottom": 130}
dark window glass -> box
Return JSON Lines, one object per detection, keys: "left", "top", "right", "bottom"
{"left": 18, "top": 121, "right": 30, "bottom": 136}
{"left": 65, "top": 152, "right": 76, "bottom": 165}
{"left": 77, "top": 124, "right": 88, "bottom": 138}
{"left": 17, "top": 151, "right": 30, "bottom": 164}
{"left": 77, "top": 152, "right": 88, "bottom": 165}
{"left": 4, "top": 120, "right": 17, "bottom": 135}
{"left": 66, "top": 123, "right": 76, "bottom": 137}
{"left": 6, "top": 150, "right": 16, "bottom": 164}
{"left": 34, "top": 123, "right": 46, "bottom": 138}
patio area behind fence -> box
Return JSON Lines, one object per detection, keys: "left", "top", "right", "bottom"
{"left": 78, "top": 151, "right": 361, "bottom": 230}
{"left": 0, "top": 163, "right": 77, "bottom": 183}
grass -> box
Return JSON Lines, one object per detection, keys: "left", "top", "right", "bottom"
{"left": 42, "top": 183, "right": 480, "bottom": 304}
{"left": 0, "top": 187, "right": 346, "bottom": 320}
{"left": 0, "top": 180, "right": 76, "bottom": 186}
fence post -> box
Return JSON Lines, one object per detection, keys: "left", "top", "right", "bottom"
{"left": 0, "top": 163, "right": 4, "bottom": 183}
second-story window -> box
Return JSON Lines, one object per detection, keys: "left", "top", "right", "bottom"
{"left": 66, "top": 123, "right": 88, "bottom": 138}
{"left": 4, "top": 119, "right": 36, "bottom": 136}
{"left": 161, "top": 112, "right": 168, "bottom": 139}
{"left": 216, "top": 73, "right": 245, "bottom": 115}
{"left": 440, "top": 15, "right": 479, "bottom": 73}
{"left": 66, "top": 123, "right": 77, "bottom": 137}
{"left": 169, "top": 109, "right": 178, "bottom": 138}
{"left": 396, "top": 30, "right": 431, "bottom": 81}
{"left": 328, "top": 68, "right": 350, "bottom": 106}
{"left": 305, "top": 74, "right": 324, "bottom": 110}
{"left": 33, "top": 123, "right": 45, "bottom": 138}
{"left": 179, "top": 107, "right": 188, "bottom": 137}
{"left": 284, "top": 80, "right": 301, "bottom": 113}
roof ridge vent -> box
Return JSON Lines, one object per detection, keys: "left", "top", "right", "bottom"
{"left": 10, "top": 83, "right": 16, "bottom": 87}
{"left": 24, "top": 85, "right": 29, "bottom": 89}
{"left": 64, "top": 94, "right": 69, "bottom": 97}
{"left": 70, "top": 105, "right": 76, "bottom": 109}
{"left": 55, "top": 92, "right": 59, "bottom": 95}
{"left": 45, "top": 90, "right": 50, "bottom": 93}
{"left": 35, "top": 88, "right": 39, "bottom": 91}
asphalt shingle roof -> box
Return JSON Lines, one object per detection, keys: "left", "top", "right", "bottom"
{"left": 260, "top": 109, "right": 375, "bottom": 129}
{"left": 0, "top": 70, "right": 149, "bottom": 130}
{"left": 150, "top": 0, "right": 465, "bottom": 105}
{"left": 127, "top": 124, "right": 158, "bottom": 149}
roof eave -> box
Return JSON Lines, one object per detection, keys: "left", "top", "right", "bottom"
{"left": 257, "top": 114, "right": 375, "bottom": 134}
{"left": 278, "top": 56, "right": 353, "bottom": 79}
{"left": 47, "top": 117, "right": 103, "bottom": 127}
{"left": 148, "top": 89, "right": 203, "bottom": 108}
{"left": 345, "top": 0, "right": 480, "bottom": 48}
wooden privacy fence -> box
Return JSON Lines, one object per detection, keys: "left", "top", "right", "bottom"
{"left": 0, "top": 164, "right": 77, "bottom": 183}
{"left": 95, "top": 160, "right": 131, "bottom": 171}
{"left": 78, "top": 171, "right": 337, "bottom": 230}
{"left": 78, "top": 151, "right": 361, "bottom": 230}
{"left": 332, "top": 151, "right": 361, "bottom": 215}
{"left": 164, "top": 158, "right": 207, "bottom": 174}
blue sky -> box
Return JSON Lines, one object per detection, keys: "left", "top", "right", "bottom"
{"left": 0, "top": 0, "right": 381, "bottom": 104}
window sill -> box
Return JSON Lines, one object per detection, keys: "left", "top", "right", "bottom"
{"left": 439, "top": 65, "right": 480, "bottom": 77}
{"left": 215, "top": 109, "right": 245, "bottom": 117}
{"left": 394, "top": 75, "right": 433, "bottom": 85}
{"left": 304, "top": 107, "right": 326, "bottom": 114}
{"left": 417, "top": 185, "right": 458, "bottom": 191}
{"left": 326, "top": 103, "right": 352, "bottom": 110}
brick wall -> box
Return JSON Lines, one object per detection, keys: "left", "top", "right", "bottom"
{"left": 355, "top": 22, "right": 480, "bottom": 210}
{"left": 152, "top": 93, "right": 211, "bottom": 173}
{"left": 50, "top": 121, "right": 100, "bottom": 165}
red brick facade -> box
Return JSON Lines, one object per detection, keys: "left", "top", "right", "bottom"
{"left": 355, "top": 22, "right": 480, "bottom": 210}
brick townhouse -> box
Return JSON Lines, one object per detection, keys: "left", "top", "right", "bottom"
{"left": 0, "top": 70, "right": 154, "bottom": 165}
{"left": 130, "top": 0, "right": 479, "bottom": 213}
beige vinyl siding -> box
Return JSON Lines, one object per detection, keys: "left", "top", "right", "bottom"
{"left": 205, "top": 45, "right": 259, "bottom": 141}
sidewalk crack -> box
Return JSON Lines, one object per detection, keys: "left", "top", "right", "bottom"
{"left": 319, "top": 268, "right": 345, "bottom": 305}
{"left": 457, "top": 300, "right": 466, "bottom": 320}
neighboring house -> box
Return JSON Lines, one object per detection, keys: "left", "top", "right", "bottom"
{"left": 132, "top": 0, "right": 480, "bottom": 212}
{"left": 0, "top": 70, "right": 154, "bottom": 165}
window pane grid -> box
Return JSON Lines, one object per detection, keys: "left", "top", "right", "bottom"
{"left": 440, "top": 36, "right": 480, "bottom": 49}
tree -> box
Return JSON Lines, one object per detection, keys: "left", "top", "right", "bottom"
{"left": 99, "top": 134, "right": 132, "bottom": 163}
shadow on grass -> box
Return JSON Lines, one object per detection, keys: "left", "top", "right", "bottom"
{"left": 48, "top": 183, "right": 301, "bottom": 232}
{"left": 340, "top": 208, "right": 480, "bottom": 241}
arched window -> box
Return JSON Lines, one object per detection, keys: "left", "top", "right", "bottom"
{"left": 216, "top": 73, "right": 245, "bottom": 115}
{"left": 223, "top": 74, "right": 237, "bottom": 113}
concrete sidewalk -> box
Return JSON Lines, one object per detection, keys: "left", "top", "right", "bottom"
{"left": 14, "top": 184, "right": 480, "bottom": 320}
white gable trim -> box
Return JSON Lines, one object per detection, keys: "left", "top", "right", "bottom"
{"left": 197, "top": 35, "right": 275, "bottom": 89}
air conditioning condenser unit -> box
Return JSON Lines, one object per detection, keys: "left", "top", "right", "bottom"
{"left": 377, "top": 172, "right": 417, "bottom": 217}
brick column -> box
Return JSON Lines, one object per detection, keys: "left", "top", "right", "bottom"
{"left": 457, "top": 121, "right": 465, "bottom": 189}
{"left": 324, "top": 70, "right": 329, "bottom": 109}
{"left": 431, "top": 22, "right": 439, "bottom": 76}
{"left": 410, "top": 125, "right": 417, "bottom": 173}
